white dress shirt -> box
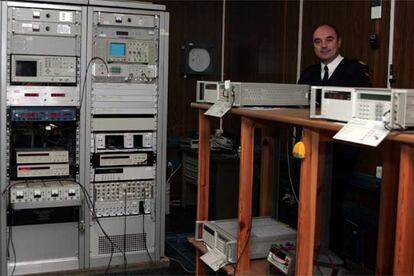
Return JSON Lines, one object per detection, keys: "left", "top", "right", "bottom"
{"left": 320, "top": 54, "right": 344, "bottom": 80}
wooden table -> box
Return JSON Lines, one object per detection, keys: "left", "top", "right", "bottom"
{"left": 191, "top": 103, "right": 414, "bottom": 275}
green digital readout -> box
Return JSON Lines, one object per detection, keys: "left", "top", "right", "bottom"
{"left": 110, "top": 67, "right": 121, "bottom": 74}
{"left": 359, "top": 93, "right": 391, "bottom": 101}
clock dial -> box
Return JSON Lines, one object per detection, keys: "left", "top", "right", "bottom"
{"left": 188, "top": 48, "right": 211, "bottom": 73}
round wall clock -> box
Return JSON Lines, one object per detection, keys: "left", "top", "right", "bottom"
{"left": 182, "top": 42, "right": 215, "bottom": 75}
{"left": 188, "top": 47, "right": 211, "bottom": 73}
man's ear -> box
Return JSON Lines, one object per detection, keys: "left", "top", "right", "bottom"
{"left": 338, "top": 37, "right": 342, "bottom": 48}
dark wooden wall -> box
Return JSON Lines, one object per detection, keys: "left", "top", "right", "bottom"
{"left": 153, "top": 0, "right": 223, "bottom": 138}
{"left": 393, "top": 0, "right": 414, "bottom": 88}
{"left": 155, "top": 0, "right": 300, "bottom": 138}
{"left": 151, "top": 0, "right": 413, "bottom": 137}
{"left": 227, "top": 0, "right": 299, "bottom": 83}
{"left": 301, "top": 0, "right": 390, "bottom": 88}
{"left": 147, "top": 0, "right": 414, "bottom": 270}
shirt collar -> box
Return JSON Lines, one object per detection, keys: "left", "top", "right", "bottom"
{"left": 321, "top": 54, "right": 343, "bottom": 77}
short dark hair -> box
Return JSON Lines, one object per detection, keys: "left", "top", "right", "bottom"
{"left": 314, "top": 24, "right": 341, "bottom": 40}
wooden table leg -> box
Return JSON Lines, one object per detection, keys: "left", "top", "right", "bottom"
{"left": 376, "top": 142, "right": 400, "bottom": 275}
{"left": 314, "top": 133, "right": 330, "bottom": 248}
{"left": 236, "top": 117, "right": 255, "bottom": 272}
{"left": 393, "top": 144, "right": 414, "bottom": 275}
{"left": 295, "top": 127, "right": 319, "bottom": 275}
{"left": 260, "top": 128, "right": 273, "bottom": 216}
{"left": 195, "top": 110, "right": 211, "bottom": 275}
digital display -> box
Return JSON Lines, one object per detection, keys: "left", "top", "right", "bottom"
{"left": 15, "top": 60, "right": 37, "bottom": 77}
{"left": 105, "top": 135, "right": 124, "bottom": 149}
{"left": 110, "top": 66, "right": 122, "bottom": 74}
{"left": 203, "top": 225, "right": 214, "bottom": 236}
{"left": 324, "top": 91, "right": 351, "bottom": 100}
{"left": 359, "top": 93, "right": 391, "bottom": 101}
{"left": 205, "top": 84, "right": 217, "bottom": 90}
{"left": 109, "top": 43, "right": 126, "bottom": 57}
{"left": 133, "top": 135, "right": 143, "bottom": 148}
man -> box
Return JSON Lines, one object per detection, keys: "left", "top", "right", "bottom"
{"left": 298, "top": 24, "right": 372, "bottom": 251}
{"left": 298, "top": 24, "right": 371, "bottom": 87}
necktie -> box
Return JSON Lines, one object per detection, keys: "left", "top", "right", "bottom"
{"left": 323, "top": 65, "right": 329, "bottom": 83}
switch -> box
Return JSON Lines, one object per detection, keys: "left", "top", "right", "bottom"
{"left": 33, "top": 11, "right": 40, "bottom": 19}
{"left": 16, "top": 191, "right": 24, "bottom": 199}
{"left": 51, "top": 189, "right": 59, "bottom": 197}
{"left": 376, "top": 166, "right": 382, "bottom": 179}
{"left": 369, "top": 34, "right": 380, "bottom": 49}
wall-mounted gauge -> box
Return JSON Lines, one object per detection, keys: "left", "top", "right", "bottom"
{"left": 182, "top": 42, "right": 215, "bottom": 75}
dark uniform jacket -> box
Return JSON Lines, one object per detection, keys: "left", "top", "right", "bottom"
{"left": 298, "top": 58, "right": 371, "bottom": 87}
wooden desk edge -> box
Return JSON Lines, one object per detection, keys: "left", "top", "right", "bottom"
{"left": 188, "top": 237, "right": 270, "bottom": 276}
{"left": 191, "top": 102, "right": 414, "bottom": 145}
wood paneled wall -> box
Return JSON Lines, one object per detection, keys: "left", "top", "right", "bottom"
{"left": 301, "top": 0, "right": 389, "bottom": 87}
{"left": 152, "top": 0, "right": 414, "bottom": 137}
{"left": 155, "top": 0, "right": 300, "bottom": 137}
{"left": 154, "top": 0, "right": 223, "bottom": 138}
{"left": 393, "top": 0, "right": 414, "bottom": 88}
{"left": 227, "top": 0, "right": 299, "bottom": 83}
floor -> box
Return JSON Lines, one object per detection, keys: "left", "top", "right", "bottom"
{"left": 27, "top": 206, "right": 197, "bottom": 276}
{"left": 103, "top": 205, "right": 198, "bottom": 275}
{"left": 27, "top": 203, "right": 377, "bottom": 276}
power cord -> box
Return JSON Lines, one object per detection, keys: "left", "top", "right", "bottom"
{"left": 3, "top": 179, "right": 129, "bottom": 274}
{"left": 2, "top": 179, "right": 124, "bottom": 275}
{"left": 123, "top": 188, "right": 128, "bottom": 273}
{"left": 80, "top": 57, "right": 109, "bottom": 109}
{"left": 210, "top": 132, "right": 233, "bottom": 151}
{"left": 382, "top": 110, "right": 407, "bottom": 131}
{"left": 221, "top": 84, "right": 236, "bottom": 107}
{"left": 167, "top": 256, "right": 195, "bottom": 274}
{"left": 1, "top": 180, "right": 27, "bottom": 196}
{"left": 167, "top": 163, "right": 182, "bottom": 184}
{"left": 90, "top": 170, "right": 128, "bottom": 274}
{"left": 286, "top": 132, "right": 299, "bottom": 203}
{"left": 231, "top": 220, "right": 252, "bottom": 276}
{"left": 7, "top": 210, "right": 16, "bottom": 276}
{"left": 77, "top": 180, "right": 127, "bottom": 274}
{"left": 142, "top": 191, "right": 154, "bottom": 264}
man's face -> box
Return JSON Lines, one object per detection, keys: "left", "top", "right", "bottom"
{"left": 313, "top": 25, "right": 341, "bottom": 64}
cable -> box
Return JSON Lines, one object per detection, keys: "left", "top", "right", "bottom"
{"left": 80, "top": 57, "right": 109, "bottom": 109}
{"left": 382, "top": 110, "right": 392, "bottom": 131}
{"left": 382, "top": 109, "right": 407, "bottom": 131}
{"left": 324, "top": 250, "right": 336, "bottom": 275}
{"left": 9, "top": 226, "right": 16, "bottom": 276}
{"left": 104, "top": 242, "right": 114, "bottom": 275}
{"left": 167, "top": 163, "right": 182, "bottom": 184}
{"left": 68, "top": 179, "right": 127, "bottom": 273}
{"left": 314, "top": 247, "right": 323, "bottom": 276}
{"left": 286, "top": 132, "right": 299, "bottom": 203}
{"left": 220, "top": 84, "right": 236, "bottom": 107}
{"left": 140, "top": 72, "right": 154, "bottom": 83}
{"left": 142, "top": 191, "right": 154, "bottom": 264}
{"left": 231, "top": 220, "right": 252, "bottom": 276}
{"left": 210, "top": 134, "right": 233, "bottom": 151}
{"left": 7, "top": 209, "right": 16, "bottom": 276}
{"left": 90, "top": 170, "right": 127, "bottom": 273}
{"left": 167, "top": 256, "right": 195, "bottom": 274}
{"left": 92, "top": 172, "right": 97, "bottom": 216}
{"left": 123, "top": 188, "right": 128, "bottom": 273}
{"left": 1, "top": 180, "right": 27, "bottom": 196}
{"left": 289, "top": 127, "right": 300, "bottom": 184}
{"left": 85, "top": 176, "right": 126, "bottom": 274}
